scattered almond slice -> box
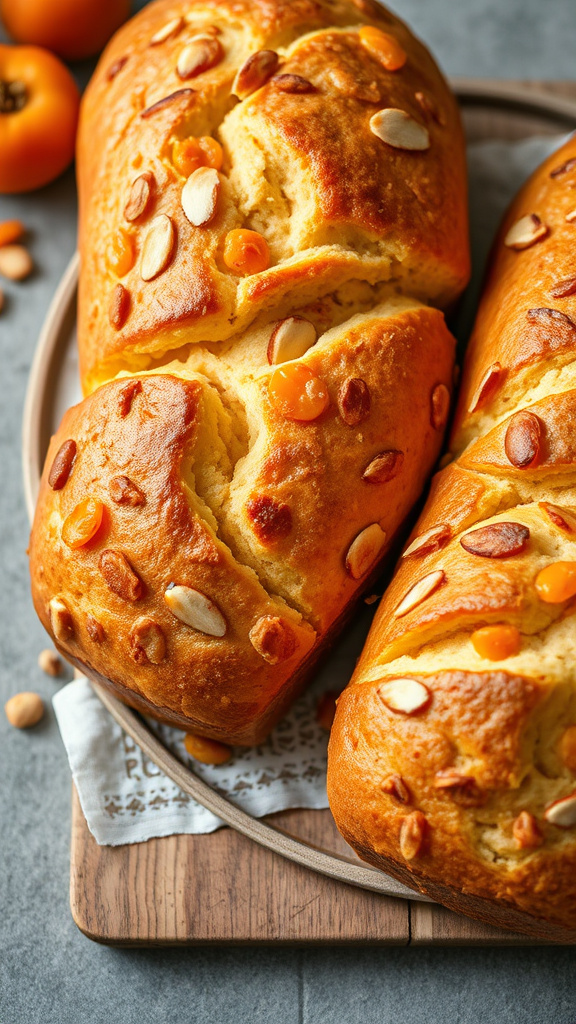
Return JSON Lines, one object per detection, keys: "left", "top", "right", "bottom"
{"left": 345, "top": 523, "right": 386, "bottom": 579}
{"left": 550, "top": 157, "right": 576, "bottom": 178}
{"left": 399, "top": 811, "right": 427, "bottom": 859}
{"left": 559, "top": 726, "right": 576, "bottom": 771}
{"left": 539, "top": 501, "right": 576, "bottom": 534}
{"left": 86, "top": 616, "right": 105, "bottom": 643}
{"left": 381, "top": 774, "right": 411, "bottom": 803}
{"left": 267, "top": 316, "right": 317, "bottom": 364}
{"left": 49, "top": 597, "right": 74, "bottom": 642}
{"left": 272, "top": 74, "right": 315, "bottom": 94}
{"left": 504, "top": 214, "right": 548, "bottom": 250}
{"left": 337, "top": 377, "right": 371, "bottom": 426}
{"left": 377, "top": 677, "right": 431, "bottom": 715}
{"left": 141, "top": 88, "right": 194, "bottom": 119}
{"left": 248, "top": 615, "right": 296, "bottom": 664}
{"left": 177, "top": 35, "right": 222, "bottom": 79}
{"left": 513, "top": 811, "right": 543, "bottom": 849}
{"left": 431, "top": 383, "right": 450, "bottom": 429}
{"left": 232, "top": 49, "right": 279, "bottom": 99}
{"left": 164, "top": 584, "right": 226, "bottom": 636}
{"left": 550, "top": 275, "right": 576, "bottom": 299}
{"left": 460, "top": 521, "right": 530, "bottom": 558}
{"left": 544, "top": 792, "right": 576, "bottom": 828}
{"left": 149, "top": 16, "right": 184, "bottom": 45}
{"left": 129, "top": 617, "right": 166, "bottom": 665}
{"left": 109, "top": 284, "right": 130, "bottom": 329}
{"left": 99, "top": 549, "right": 143, "bottom": 602}
{"left": 527, "top": 306, "right": 576, "bottom": 332}
{"left": 402, "top": 524, "right": 451, "bottom": 559}
{"left": 362, "top": 450, "right": 403, "bottom": 484}
{"left": 118, "top": 379, "right": 142, "bottom": 416}
{"left": 504, "top": 410, "right": 542, "bottom": 468}
{"left": 38, "top": 649, "right": 63, "bottom": 677}
{"left": 140, "top": 215, "right": 175, "bottom": 281}
{"left": 0, "top": 244, "right": 33, "bottom": 281}
{"left": 394, "top": 569, "right": 445, "bottom": 617}
{"left": 107, "top": 56, "right": 128, "bottom": 81}
{"left": 181, "top": 167, "right": 220, "bottom": 226}
{"left": 109, "top": 475, "right": 145, "bottom": 507}
{"left": 369, "top": 108, "right": 430, "bottom": 150}
{"left": 124, "top": 172, "right": 155, "bottom": 222}
{"left": 5, "top": 692, "right": 44, "bottom": 729}
{"left": 433, "top": 769, "right": 475, "bottom": 789}
{"left": 468, "top": 362, "right": 502, "bottom": 413}
{"left": 565, "top": 210, "right": 576, "bottom": 223}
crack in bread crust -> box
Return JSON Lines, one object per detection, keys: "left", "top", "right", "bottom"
{"left": 77, "top": 0, "right": 468, "bottom": 392}
{"left": 29, "top": 0, "right": 469, "bottom": 746}
{"left": 328, "top": 133, "right": 576, "bottom": 938}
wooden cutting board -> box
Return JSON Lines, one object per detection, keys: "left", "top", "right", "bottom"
{"left": 67, "top": 80, "right": 576, "bottom": 946}
{"left": 71, "top": 787, "right": 537, "bottom": 945}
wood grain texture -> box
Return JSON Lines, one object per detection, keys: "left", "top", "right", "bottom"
{"left": 67, "top": 82, "right": 576, "bottom": 947}
{"left": 409, "top": 901, "right": 550, "bottom": 946}
{"left": 70, "top": 788, "right": 409, "bottom": 945}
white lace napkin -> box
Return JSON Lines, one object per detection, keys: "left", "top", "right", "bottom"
{"left": 52, "top": 132, "right": 571, "bottom": 846}
{"left": 53, "top": 603, "right": 374, "bottom": 844}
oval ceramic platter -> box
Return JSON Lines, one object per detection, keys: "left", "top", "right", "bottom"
{"left": 22, "top": 80, "right": 576, "bottom": 902}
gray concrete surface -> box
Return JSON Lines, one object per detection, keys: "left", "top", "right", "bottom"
{"left": 1, "top": 2, "right": 576, "bottom": 1022}
{"left": 393, "top": 0, "right": 576, "bottom": 81}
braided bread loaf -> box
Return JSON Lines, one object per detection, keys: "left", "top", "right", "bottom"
{"left": 328, "top": 135, "right": 576, "bottom": 941}
{"left": 29, "top": 0, "right": 468, "bottom": 745}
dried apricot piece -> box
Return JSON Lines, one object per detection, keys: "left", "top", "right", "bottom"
{"left": 62, "top": 497, "right": 104, "bottom": 549}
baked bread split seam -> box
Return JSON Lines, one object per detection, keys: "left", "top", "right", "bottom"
{"left": 328, "top": 134, "right": 576, "bottom": 941}
{"left": 29, "top": 0, "right": 469, "bottom": 745}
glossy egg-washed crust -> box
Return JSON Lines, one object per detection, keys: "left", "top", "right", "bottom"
{"left": 328, "top": 135, "right": 576, "bottom": 941}
{"left": 30, "top": 0, "right": 468, "bottom": 745}
{"left": 77, "top": 0, "right": 468, "bottom": 392}
{"left": 31, "top": 301, "right": 455, "bottom": 743}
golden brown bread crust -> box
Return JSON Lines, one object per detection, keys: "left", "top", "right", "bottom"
{"left": 30, "top": 302, "right": 455, "bottom": 742}
{"left": 452, "top": 134, "right": 576, "bottom": 452}
{"left": 77, "top": 0, "right": 468, "bottom": 392}
{"left": 329, "top": 668, "right": 576, "bottom": 940}
{"left": 328, "top": 135, "right": 576, "bottom": 938}
{"left": 31, "top": 374, "right": 312, "bottom": 743}
{"left": 329, "top": 671, "right": 576, "bottom": 940}
{"left": 30, "top": 0, "right": 469, "bottom": 746}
